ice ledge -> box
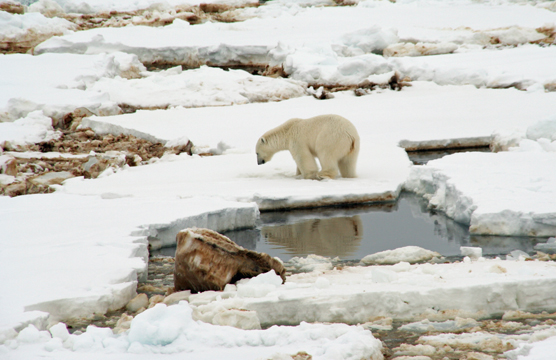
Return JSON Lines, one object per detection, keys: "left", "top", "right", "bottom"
{"left": 254, "top": 187, "right": 400, "bottom": 211}
{"left": 404, "top": 151, "right": 556, "bottom": 237}
{"left": 194, "top": 260, "right": 556, "bottom": 328}
{"left": 81, "top": 117, "right": 168, "bottom": 145}
{"left": 24, "top": 282, "right": 137, "bottom": 323}
{"left": 399, "top": 136, "right": 492, "bottom": 152}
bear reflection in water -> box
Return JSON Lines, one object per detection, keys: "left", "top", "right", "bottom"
{"left": 261, "top": 215, "right": 363, "bottom": 258}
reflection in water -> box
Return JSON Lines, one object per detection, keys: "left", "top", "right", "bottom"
{"left": 261, "top": 216, "right": 363, "bottom": 258}
{"left": 152, "top": 192, "right": 545, "bottom": 262}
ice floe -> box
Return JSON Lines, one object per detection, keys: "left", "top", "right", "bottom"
{"left": 193, "top": 259, "right": 556, "bottom": 327}
{"left": 0, "top": 193, "right": 257, "bottom": 333}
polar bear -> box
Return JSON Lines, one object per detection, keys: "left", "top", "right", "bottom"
{"left": 256, "top": 114, "right": 360, "bottom": 180}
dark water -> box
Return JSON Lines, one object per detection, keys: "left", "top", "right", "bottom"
{"left": 151, "top": 192, "right": 543, "bottom": 262}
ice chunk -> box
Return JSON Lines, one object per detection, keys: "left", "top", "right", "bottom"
{"left": 461, "top": 247, "right": 482, "bottom": 260}
{"left": 286, "top": 254, "right": 333, "bottom": 273}
{"left": 128, "top": 303, "right": 195, "bottom": 346}
{"left": 526, "top": 117, "right": 556, "bottom": 142}
{"left": 48, "top": 323, "right": 69, "bottom": 341}
{"left": 17, "top": 325, "right": 41, "bottom": 343}
{"left": 506, "top": 250, "right": 532, "bottom": 261}
{"left": 384, "top": 42, "right": 458, "bottom": 57}
{"left": 336, "top": 26, "right": 399, "bottom": 55}
{"left": 361, "top": 246, "right": 441, "bottom": 265}
{"left": 0, "top": 110, "right": 62, "bottom": 148}
{"left": 399, "top": 318, "right": 479, "bottom": 333}
{"left": 163, "top": 291, "right": 191, "bottom": 306}
{"left": 393, "top": 343, "right": 436, "bottom": 357}
{"left": 236, "top": 270, "right": 283, "bottom": 298}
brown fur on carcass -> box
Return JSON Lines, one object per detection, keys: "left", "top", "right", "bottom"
{"left": 174, "top": 228, "right": 286, "bottom": 293}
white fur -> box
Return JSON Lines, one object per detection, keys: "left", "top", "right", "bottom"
{"left": 256, "top": 114, "right": 360, "bottom": 180}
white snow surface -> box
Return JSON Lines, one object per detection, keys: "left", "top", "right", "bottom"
{"left": 57, "top": 82, "right": 556, "bottom": 213}
{"left": 2, "top": 0, "right": 556, "bottom": 358}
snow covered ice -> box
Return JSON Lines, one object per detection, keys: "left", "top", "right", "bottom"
{"left": 2, "top": 0, "right": 556, "bottom": 359}
{"left": 2, "top": 301, "right": 384, "bottom": 360}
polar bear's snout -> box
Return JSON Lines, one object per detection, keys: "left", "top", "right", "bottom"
{"left": 257, "top": 155, "right": 265, "bottom": 165}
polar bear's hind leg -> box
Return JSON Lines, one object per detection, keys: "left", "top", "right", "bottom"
{"left": 338, "top": 138, "right": 359, "bottom": 178}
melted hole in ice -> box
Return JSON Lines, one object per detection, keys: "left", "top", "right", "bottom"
{"left": 151, "top": 192, "right": 543, "bottom": 262}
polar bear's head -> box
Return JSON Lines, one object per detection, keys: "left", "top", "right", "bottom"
{"left": 256, "top": 137, "right": 274, "bottom": 165}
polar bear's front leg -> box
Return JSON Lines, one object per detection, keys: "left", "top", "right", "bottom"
{"left": 318, "top": 157, "right": 340, "bottom": 179}
{"left": 290, "top": 146, "right": 319, "bottom": 180}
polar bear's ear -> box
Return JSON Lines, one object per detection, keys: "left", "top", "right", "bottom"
{"left": 260, "top": 137, "right": 266, "bottom": 144}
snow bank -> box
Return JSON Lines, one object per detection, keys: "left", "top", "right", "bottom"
{"left": 0, "top": 52, "right": 145, "bottom": 122}
{"left": 193, "top": 259, "right": 556, "bottom": 327}
{"left": 507, "top": 335, "right": 556, "bottom": 360}
{"left": 33, "top": 15, "right": 400, "bottom": 86}
{"left": 1, "top": 301, "right": 383, "bottom": 360}
{"left": 89, "top": 65, "right": 308, "bottom": 109}
{"left": 0, "top": 10, "right": 75, "bottom": 51}
{"left": 492, "top": 115, "right": 556, "bottom": 152}
{"left": 31, "top": 1, "right": 556, "bottom": 89}
{"left": 0, "top": 110, "right": 61, "bottom": 149}
{"left": 390, "top": 45, "right": 556, "bottom": 90}
{"left": 0, "top": 53, "right": 307, "bottom": 124}
{"left": 405, "top": 117, "right": 556, "bottom": 237}
{"left": 0, "top": 193, "right": 257, "bottom": 333}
